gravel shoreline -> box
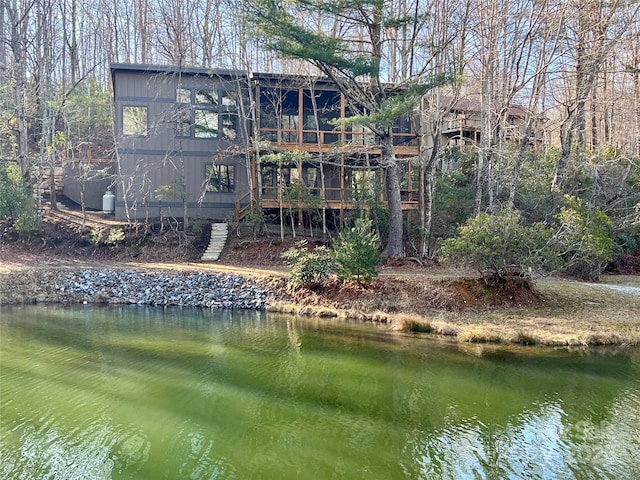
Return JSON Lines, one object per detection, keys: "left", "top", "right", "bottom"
{"left": 0, "top": 269, "right": 275, "bottom": 310}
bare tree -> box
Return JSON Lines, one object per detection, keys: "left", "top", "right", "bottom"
{"left": 416, "top": 0, "right": 470, "bottom": 256}
{"left": 2, "top": 0, "right": 34, "bottom": 179}
{"left": 552, "top": 0, "right": 630, "bottom": 191}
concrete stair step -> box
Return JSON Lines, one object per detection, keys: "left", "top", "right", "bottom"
{"left": 201, "top": 222, "right": 228, "bottom": 261}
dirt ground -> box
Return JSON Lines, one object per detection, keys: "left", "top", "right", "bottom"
{"left": 0, "top": 207, "right": 542, "bottom": 312}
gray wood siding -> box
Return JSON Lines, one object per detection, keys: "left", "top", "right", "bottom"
{"left": 115, "top": 153, "right": 249, "bottom": 211}
{"left": 112, "top": 66, "right": 250, "bottom": 220}
{"left": 63, "top": 162, "right": 115, "bottom": 210}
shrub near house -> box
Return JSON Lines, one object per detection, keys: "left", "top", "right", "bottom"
{"left": 282, "top": 217, "right": 381, "bottom": 289}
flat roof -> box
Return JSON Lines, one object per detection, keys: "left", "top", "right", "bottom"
{"left": 109, "top": 63, "right": 338, "bottom": 87}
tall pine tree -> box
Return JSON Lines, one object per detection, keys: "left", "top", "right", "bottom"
{"left": 246, "top": 0, "right": 454, "bottom": 257}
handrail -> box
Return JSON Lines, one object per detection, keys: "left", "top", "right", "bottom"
{"left": 258, "top": 128, "right": 417, "bottom": 147}
{"left": 235, "top": 190, "right": 253, "bottom": 220}
{"left": 260, "top": 184, "right": 419, "bottom": 201}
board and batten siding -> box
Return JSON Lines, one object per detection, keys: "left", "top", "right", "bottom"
{"left": 111, "top": 65, "right": 250, "bottom": 220}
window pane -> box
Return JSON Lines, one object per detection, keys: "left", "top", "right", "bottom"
{"left": 222, "top": 91, "right": 238, "bottom": 106}
{"left": 176, "top": 88, "right": 191, "bottom": 104}
{"left": 123, "top": 106, "right": 147, "bottom": 136}
{"left": 196, "top": 89, "right": 218, "bottom": 105}
{"left": 305, "top": 167, "right": 318, "bottom": 188}
{"left": 221, "top": 113, "right": 237, "bottom": 140}
{"left": 281, "top": 114, "right": 298, "bottom": 142}
{"left": 195, "top": 110, "right": 218, "bottom": 138}
{"left": 282, "top": 114, "right": 298, "bottom": 130}
{"left": 206, "top": 164, "right": 235, "bottom": 192}
{"left": 176, "top": 108, "right": 191, "bottom": 137}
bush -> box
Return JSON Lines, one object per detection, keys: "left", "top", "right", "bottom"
{"left": 240, "top": 202, "right": 266, "bottom": 237}
{"left": 89, "top": 227, "right": 103, "bottom": 246}
{"left": 553, "top": 195, "right": 614, "bottom": 280}
{"left": 281, "top": 240, "right": 335, "bottom": 289}
{"left": 106, "top": 227, "right": 125, "bottom": 247}
{"left": 439, "top": 209, "right": 559, "bottom": 278}
{"left": 439, "top": 200, "right": 616, "bottom": 282}
{"left": 189, "top": 216, "right": 208, "bottom": 234}
{"left": 0, "top": 162, "right": 39, "bottom": 234}
{"left": 13, "top": 207, "right": 39, "bottom": 234}
{"left": 281, "top": 218, "right": 381, "bottom": 288}
{"left": 333, "top": 216, "right": 380, "bottom": 284}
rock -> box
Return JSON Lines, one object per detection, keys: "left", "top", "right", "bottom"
{"left": 48, "top": 269, "right": 275, "bottom": 310}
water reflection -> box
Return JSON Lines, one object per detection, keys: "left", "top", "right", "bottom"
{"left": 164, "top": 422, "right": 235, "bottom": 479}
{"left": 405, "top": 403, "right": 564, "bottom": 479}
{"left": 1, "top": 306, "right": 639, "bottom": 479}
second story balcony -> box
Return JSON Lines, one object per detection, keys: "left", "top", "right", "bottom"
{"left": 256, "top": 84, "right": 419, "bottom": 156}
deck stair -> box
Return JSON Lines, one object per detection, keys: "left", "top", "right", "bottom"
{"left": 201, "top": 222, "right": 228, "bottom": 261}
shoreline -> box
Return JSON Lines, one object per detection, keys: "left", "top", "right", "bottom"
{"left": 1, "top": 263, "right": 640, "bottom": 348}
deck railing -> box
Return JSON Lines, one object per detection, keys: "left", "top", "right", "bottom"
{"left": 258, "top": 128, "right": 418, "bottom": 149}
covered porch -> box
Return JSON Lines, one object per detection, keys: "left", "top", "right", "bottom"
{"left": 236, "top": 153, "right": 420, "bottom": 225}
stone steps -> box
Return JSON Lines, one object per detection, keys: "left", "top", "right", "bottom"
{"left": 201, "top": 222, "right": 228, "bottom": 261}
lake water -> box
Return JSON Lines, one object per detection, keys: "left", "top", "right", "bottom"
{"left": 1, "top": 305, "right": 639, "bottom": 479}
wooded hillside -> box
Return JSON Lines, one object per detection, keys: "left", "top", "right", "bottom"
{"left": 1, "top": 0, "right": 639, "bottom": 275}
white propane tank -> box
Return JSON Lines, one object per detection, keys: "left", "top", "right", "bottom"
{"left": 102, "top": 190, "right": 115, "bottom": 213}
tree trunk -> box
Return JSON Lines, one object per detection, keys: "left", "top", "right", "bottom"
{"left": 8, "top": 0, "right": 30, "bottom": 180}
{"left": 553, "top": 112, "right": 576, "bottom": 191}
{"left": 381, "top": 138, "right": 404, "bottom": 258}
{"left": 507, "top": 127, "right": 532, "bottom": 210}
{"left": 418, "top": 99, "right": 440, "bottom": 257}
{"left": 422, "top": 160, "right": 436, "bottom": 258}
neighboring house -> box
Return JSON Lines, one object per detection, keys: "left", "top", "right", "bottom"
{"left": 440, "top": 97, "right": 542, "bottom": 147}
{"left": 108, "top": 64, "right": 539, "bottom": 223}
{"left": 109, "top": 63, "right": 420, "bottom": 222}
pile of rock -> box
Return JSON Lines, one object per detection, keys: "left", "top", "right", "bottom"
{"left": 55, "top": 269, "right": 274, "bottom": 309}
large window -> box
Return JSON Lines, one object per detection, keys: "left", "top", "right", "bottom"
{"left": 393, "top": 115, "right": 418, "bottom": 146}
{"left": 205, "top": 164, "right": 235, "bottom": 193}
{"left": 196, "top": 88, "right": 219, "bottom": 105}
{"left": 123, "top": 106, "right": 147, "bottom": 136}
{"left": 176, "top": 87, "right": 237, "bottom": 140}
{"left": 303, "top": 90, "right": 340, "bottom": 144}
{"left": 259, "top": 88, "right": 299, "bottom": 143}
{"left": 176, "top": 88, "right": 191, "bottom": 104}
{"left": 195, "top": 110, "right": 219, "bottom": 138}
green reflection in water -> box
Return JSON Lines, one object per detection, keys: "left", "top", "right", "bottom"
{"left": 1, "top": 305, "right": 639, "bottom": 479}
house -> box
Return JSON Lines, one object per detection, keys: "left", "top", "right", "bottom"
{"left": 440, "top": 97, "right": 542, "bottom": 147}
{"left": 108, "top": 63, "right": 421, "bottom": 223}
{"left": 107, "top": 64, "right": 540, "bottom": 224}
{"left": 62, "top": 149, "right": 115, "bottom": 211}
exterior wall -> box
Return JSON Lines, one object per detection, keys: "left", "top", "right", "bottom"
{"left": 111, "top": 65, "right": 250, "bottom": 221}
{"left": 440, "top": 106, "right": 539, "bottom": 147}
{"left": 110, "top": 64, "right": 428, "bottom": 220}
{"left": 63, "top": 161, "right": 116, "bottom": 210}
{"left": 114, "top": 150, "right": 250, "bottom": 221}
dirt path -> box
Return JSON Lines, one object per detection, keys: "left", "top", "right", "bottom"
{"left": 591, "top": 283, "right": 640, "bottom": 296}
